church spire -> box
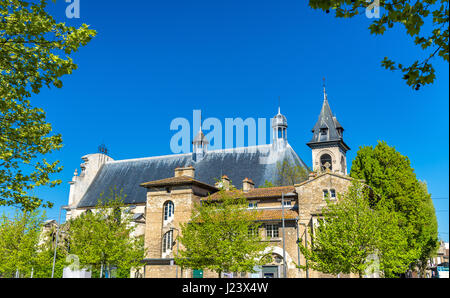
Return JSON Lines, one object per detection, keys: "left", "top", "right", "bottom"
{"left": 307, "top": 80, "right": 350, "bottom": 175}
{"left": 278, "top": 96, "right": 281, "bottom": 114}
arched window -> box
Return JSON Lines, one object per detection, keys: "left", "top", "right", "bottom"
{"left": 320, "top": 154, "right": 332, "bottom": 171}
{"left": 163, "top": 201, "right": 174, "bottom": 223}
{"left": 162, "top": 230, "right": 173, "bottom": 254}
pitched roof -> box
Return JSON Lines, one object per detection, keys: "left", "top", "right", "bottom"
{"left": 190, "top": 208, "right": 298, "bottom": 223}
{"left": 253, "top": 209, "right": 298, "bottom": 221}
{"left": 140, "top": 176, "right": 217, "bottom": 191}
{"left": 207, "top": 185, "right": 296, "bottom": 201}
{"left": 294, "top": 171, "right": 355, "bottom": 187}
{"left": 76, "top": 144, "right": 308, "bottom": 208}
{"left": 308, "top": 97, "right": 349, "bottom": 150}
{"left": 193, "top": 130, "right": 209, "bottom": 144}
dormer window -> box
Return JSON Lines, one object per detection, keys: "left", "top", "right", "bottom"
{"left": 282, "top": 200, "right": 291, "bottom": 207}
{"left": 319, "top": 127, "right": 328, "bottom": 141}
{"left": 248, "top": 202, "right": 258, "bottom": 209}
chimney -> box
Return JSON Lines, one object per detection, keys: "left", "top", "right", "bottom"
{"left": 174, "top": 166, "right": 195, "bottom": 178}
{"left": 242, "top": 178, "right": 255, "bottom": 192}
{"left": 221, "top": 175, "right": 231, "bottom": 190}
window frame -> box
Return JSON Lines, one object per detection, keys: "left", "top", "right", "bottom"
{"left": 248, "top": 201, "right": 258, "bottom": 209}
{"left": 163, "top": 201, "right": 175, "bottom": 223}
{"left": 330, "top": 189, "right": 336, "bottom": 200}
{"left": 282, "top": 200, "right": 292, "bottom": 207}
{"left": 162, "top": 230, "right": 174, "bottom": 255}
{"left": 248, "top": 226, "right": 258, "bottom": 238}
{"left": 265, "top": 224, "right": 279, "bottom": 238}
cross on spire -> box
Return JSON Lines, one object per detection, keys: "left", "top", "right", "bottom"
{"left": 323, "top": 77, "right": 328, "bottom": 101}
{"left": 198, "top": 110, "right": 203, "bottom": 133}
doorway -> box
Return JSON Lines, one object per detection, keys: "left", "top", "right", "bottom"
{"left": 262, "top": 266, "right": 278, "bottom": 278}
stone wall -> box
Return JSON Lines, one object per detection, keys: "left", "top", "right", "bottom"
{"left": 295, "top": 172, "right": 354, "bottom": 278}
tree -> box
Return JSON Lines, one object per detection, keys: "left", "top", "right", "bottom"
{"left": 309, "top": 0, "right": 449, "bottom": 90}
{"left": 299, "top": 181, "right": 414, "bottom": 277}
{"left": 0, "top": 209, "right": 45, "bottom": 277}
{"left": 414, "top": 181, "right": 439, "bottom": 276}
{"left": 260, "top": 180, "right": 275, "bottom": 188}
{"left": 66, "top": 189, "right": 145, "bottom": 278}
{"left": 275, "top": 158, "right": 309, "bottom": 186}
{"left": 175, "top": 188, "right": 270, "bottom": 277}
{"left": 1, "top": 0, "right": 96, "bottom": 211}
{"left": 33, "top": 219, "right": 70, "bottom": 278}
{"left": 350, "top": 141, "right": 439, "bottom": 275}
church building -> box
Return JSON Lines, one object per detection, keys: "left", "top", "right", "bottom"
{"left": 65, "top": 87, "right": 355, "bottom": 278}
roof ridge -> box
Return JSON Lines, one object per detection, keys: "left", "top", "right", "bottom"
{"left": 105, "top": 144, "right": 277, "bottom": 164}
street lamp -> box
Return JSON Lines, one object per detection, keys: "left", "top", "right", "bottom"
{"left": 281, "top": 192, "right": 296, "bottom": 278}
{"left": 299, "top": 222, "right": 309, "bottom": 278}
{"left": 295, "top": 217, "right": 301, "bottom": 275}
{"left": 171, "top": 227, "right": 180, "bottom": 278}
{"left": 51, "top": 205, "right": 73, "bottom": 278}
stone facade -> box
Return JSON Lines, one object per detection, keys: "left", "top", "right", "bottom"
{"left": 65, "top": 91, "right": 356, "bottom": 278}
{"left": 310, "top": 144, "right": 348, "bottom": 175}
{"left": 295, "top": 171, "right": 355, "bottom": 278}
{"left": 139, "top": 167, "right": 355, "bottom": 278}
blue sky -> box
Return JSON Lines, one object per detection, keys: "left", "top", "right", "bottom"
{"left": 2, "top": 0, "right": 448, "bottom": 241}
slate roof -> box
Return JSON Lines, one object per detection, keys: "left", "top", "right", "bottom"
{"left": 76, "top": 144, "right": 309, "bottom": 208}
{"left": 272, "top": 108, "right": 288, "bottom": 128}
{"left": 193, "top": 130, "right": 209, "bottom": 144}
{"left": 309, "top": 97, "right": 341, "bottom": 143}
{"left": 308, "top": 96, "right": 350, "bottom": 150}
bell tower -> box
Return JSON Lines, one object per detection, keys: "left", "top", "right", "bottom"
{"left": 192, "top": 111, "right": 209, "bottom": 162}
{"left": 272, "top": 105, "right": 288, "bottom": 152}
{"left": 307, "top": 82, "right": 350, "bottom": 175}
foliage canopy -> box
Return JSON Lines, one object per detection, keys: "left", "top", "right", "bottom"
{"left": 309, "top": 0, "right": 449, "bottom": 89}
{"left": 0, "top": 0, "right": 96, "bottom": 211}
